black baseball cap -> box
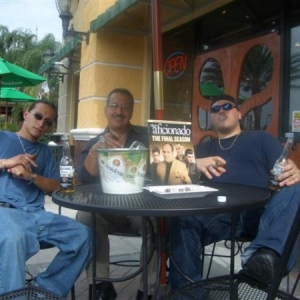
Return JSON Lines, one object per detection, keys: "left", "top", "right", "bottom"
{"left": 211, "top": 94, "right": 237, "bottom": 106}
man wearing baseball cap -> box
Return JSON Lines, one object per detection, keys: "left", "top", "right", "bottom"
{"left": 168, "top": 94, "right": 300, "bottom": 296}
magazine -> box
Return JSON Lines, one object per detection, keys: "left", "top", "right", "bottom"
{"left": 147, "top": 120, "right": 199, "bottom": 185}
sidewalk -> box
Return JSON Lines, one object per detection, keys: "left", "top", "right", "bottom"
{"left": 26, "top": 196, "right": 300, "bottom": 299}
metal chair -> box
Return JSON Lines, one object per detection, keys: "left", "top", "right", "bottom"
{"left": 0, "top": 286, "right": 63, "bottom": 300}
{"left": 106, "top": 217, "right": 155, "bottom": 278}
{"left": 202, "top": 236, "right": 253, "bottom": 279}
{"left": 88, "top": 217, "right": 156, "bottom": 300}
{"left": 26, "top": 241, "right": 76, "bottom": 300}
{"left": 162, "top": 196, "right": 300, "bottom": 300}
{"left": 201, "top": 236, "right": 298, "bottom": 294}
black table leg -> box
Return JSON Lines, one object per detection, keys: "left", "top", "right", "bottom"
{"left": 142, "top": 217, "right": 148, "bottom": 300}
{"left": 92, "top": 212, "right": 96, "bottom": 300}
{"left": 230, "top": 212, "right": 237, "bottom": 276}
{"left": 230, "top": 212, "right": 237, "bottom": 300}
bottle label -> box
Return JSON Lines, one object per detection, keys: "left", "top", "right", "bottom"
{"left": 272, "top": 164, "right": 284, "bottom": 177}
{"left": 60, "top": 166, "right": 74, "bottom": 189}
{"left": 269, "top": 164, "right": 284, "bottom": 189}
{"left": 269, "top": 175, "right": 280, "bottom": 187}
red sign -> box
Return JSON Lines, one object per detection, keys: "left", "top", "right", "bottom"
{"left": 164, "top": 51, "right": 187, "bottom": 79}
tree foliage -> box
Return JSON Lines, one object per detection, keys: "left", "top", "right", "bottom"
{"left": 0, "top": 25, "right": 60, "bottom": 131}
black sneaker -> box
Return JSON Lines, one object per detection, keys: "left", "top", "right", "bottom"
{"left": 244, "top": 248, "right": 280, "bottom": 286}
{"left": 89, "top": 282, "right": 117, "bottom": 300}
{"left": 136, "top": 289, "right": 152, "bottom": 300}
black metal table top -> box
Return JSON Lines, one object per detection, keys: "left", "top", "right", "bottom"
{"left": 52, "top": 182, "right": 270, "bottom": 217}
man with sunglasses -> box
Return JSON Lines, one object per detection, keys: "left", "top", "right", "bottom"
{"left": 168, "top": 94, "right": 300, "bottom": 295}
{"left": 0, "top": 100, "right": 91, "bottom": 298}
{"left": 77, "top": 88, "right": 156, "bottom": 300}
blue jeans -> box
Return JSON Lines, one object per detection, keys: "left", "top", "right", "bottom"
{"left": 168, "top": 184, "right": 300, "bottom": 291}
{"left": 0, "top": 207, "right": 91, "bottom": 298}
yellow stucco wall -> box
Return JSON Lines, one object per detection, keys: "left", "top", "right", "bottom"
{"left": 78, "top": 29, "right": 150, "bottom": 129}
{"left": 72, "top": 0, "right": 117, "bottom": 34}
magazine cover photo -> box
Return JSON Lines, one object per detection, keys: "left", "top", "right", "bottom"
{"left": 148, "top": 120, "right": 200, "bottom": 185}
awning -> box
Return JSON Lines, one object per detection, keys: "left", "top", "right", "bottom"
{"left": 89, "top": 0, "right": 228, "bottom": 35}
{"left": 38, "top": 37, "right": 81, "bottom": 75}
{"left": 38, "top": 0, "right": 231, "bottom": 74}
{"left": 38, "top": 0, "right": 139, "bottom": 75}
{"left": 90, "top": 0, "right": 138, "bottom": 33}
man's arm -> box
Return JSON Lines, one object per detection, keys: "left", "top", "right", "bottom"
{"left": 77, "top": 135, "right": 103, "bottom": 183}
{"left": 7, "top": 164, "right": 60, "bottom": 194}
{"left": 27, "top": 172, "right": 60, "bottom": 194}
{"left": 83, "top": 131, "right": 124, "bottom": 177}
{"left": 83, "top": 144, "right": 100, "bottom": 177}
{"left": 0, "top": 153, "right": 37, "bottom": 173}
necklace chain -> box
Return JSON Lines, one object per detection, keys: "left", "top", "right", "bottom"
{"left": 17, "top": 134, "right": 39, "bottom": 156}
{"left": 218, "top": 134, "right": 240, "bottom": 151}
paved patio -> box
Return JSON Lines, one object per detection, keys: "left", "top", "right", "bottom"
{"left": 25, "top": 196, "right": 300, "bottom": 299}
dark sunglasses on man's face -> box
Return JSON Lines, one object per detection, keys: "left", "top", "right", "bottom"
{"left": 210, "top": 103, "right": 237, "bottom": 113}
{"left": 30, "top": 111, "right": 53, "bottom": 127}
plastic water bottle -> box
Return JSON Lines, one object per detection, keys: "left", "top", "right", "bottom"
{"left": 59, "top": 135, "right": 75, "bottom": 192}
{"left": 269, "top": 133, "right": 295, "bottom": 191}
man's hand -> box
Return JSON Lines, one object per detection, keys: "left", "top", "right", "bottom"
{"left": 4, "top": 154, "right": 38, "bottom": 173}
{"left": 8, "top": 165, "right": 33, "bottom": 181}
{"left": 104, "top": 132, "right": 123, "bottom": 148}
{"left": 276, "top": 159, "right": 300, "bottom": 187}
{"left": 195, "top": 156, "right": 226, "bottom": 179}
{"left": 91, "top": 132, "right": 123, "bottom": 150}
{"left": 85, "top": 132, "right": 124, "bottom": 176}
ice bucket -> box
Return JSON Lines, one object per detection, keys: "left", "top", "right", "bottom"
{"left": 97, "top": 148, "right": 149, "bottom": 194}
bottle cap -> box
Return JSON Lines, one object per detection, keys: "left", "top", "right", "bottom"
{"left": 217, "top": 196, "right": 227, "bottom": 203}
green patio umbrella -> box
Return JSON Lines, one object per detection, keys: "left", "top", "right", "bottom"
{"left": 1, "top": 88, "right": 37, "bottom": 101}
{"left": 0, "top": 88, "right": 37, "bottom": 126}
{"left": 0, "top": 58, "right": 46, "bottom": 88}
{"left": 200, "top": 82, "right": 224, "bottom": 97}
{"left": 0, "top": 58, "right": 45, "bottom": 128}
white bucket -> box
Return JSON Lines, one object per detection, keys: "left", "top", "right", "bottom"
{"left": 97, "top": 148, "right": 148, "bottom": 194}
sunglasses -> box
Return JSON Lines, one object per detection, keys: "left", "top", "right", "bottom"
{"left": 210, "top": 103, "right": 237, "bottom": 113}
{"left": 30, "top": 111, "right": 53, "bottom": 127}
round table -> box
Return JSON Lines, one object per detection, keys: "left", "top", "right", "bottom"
{"left": 52, "top": 182, "right": 270, "bottom": 300}
{"left": 52, "top": 182, "right": 270, "bottom": 217}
